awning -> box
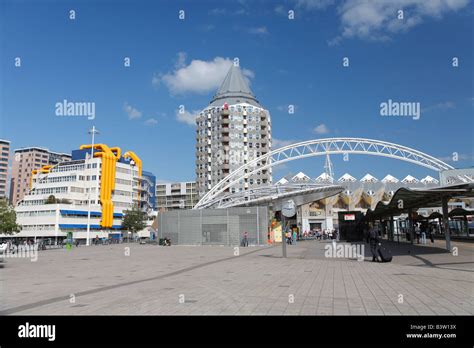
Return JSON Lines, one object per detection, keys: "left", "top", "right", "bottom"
{"left": 427, "top": 212, "right": 443, "bottom": 220}
{"left": 449, "top": 208, "right": 474, "bottom": 217}
{"left": 58, "top": 224, "right": 122, "bottom": 229}
{"left": 365, "top": 183, "right": 474, "bottom": 220}
{"left": 59, "top": 210, "right": 123, "bottom": 218}
{"left": 60, "top": 209, "right": 101, "bottom": 217}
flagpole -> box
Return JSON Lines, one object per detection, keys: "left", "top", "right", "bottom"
{"left": 86, "top": 126, "right": 99, "bottom": 246}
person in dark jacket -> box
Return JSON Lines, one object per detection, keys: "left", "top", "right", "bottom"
{"left": 367, "top": 227, "right": 380, "bottom": 262}
{"left": 242, "top": 231, "right": 249, "bottom": 247}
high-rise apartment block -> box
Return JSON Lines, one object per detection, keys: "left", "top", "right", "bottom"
{"left": 195, "top": 64, "right": 272, "bottom": 198}
{"left": 10, "top": 147, "right": 71, "bottom": 205}
{"left": 156, "top": 181, "right": 198, "bottom": 211}
{"left": 0, "top": 139, "right": 10, "bottom": 199}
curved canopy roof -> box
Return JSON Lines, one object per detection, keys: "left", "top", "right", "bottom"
{"left": 448, "top": 207, "right": 474, "bottom": 217}
{"left": 200, "top": 183, "right": 343, "bottom": 209}
{"left": 365, "top": 183, "right": 474, "bottom": 220}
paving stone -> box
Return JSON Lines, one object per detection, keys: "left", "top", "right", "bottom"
{"left": 2, "top": 240, "right": 472, "bottom": 316}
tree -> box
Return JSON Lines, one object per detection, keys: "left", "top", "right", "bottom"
{"left": 121, "top": 206, "right": 147, "bottom": 235}
{"left": 0, "top": 199, "right": 21, "bottom": 235}
{"left": 45, "top": 195, "right": 58, "bottom": 204}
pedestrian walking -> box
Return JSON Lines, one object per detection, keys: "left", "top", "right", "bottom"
{"left": 292, "top": 230, "right": 297, "bottom": 246}
{"left": 330, "top": 229, "right": 336, "bottom": 249}
{"left": 421, "top": 227, "right": 426, "bottom": 244}
{"left": 367, "top": 226, "right": 380, "bottom": 262}
{"left": 243, "top": 231, "right": 249, "bottom": 247}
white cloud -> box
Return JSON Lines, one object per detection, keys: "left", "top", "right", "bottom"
{"left": 151, "top": 73, "right": 161, "bottom": 87}
{"left": 248, "top": 26, "right": 269, "bottom": 35}
{"left": 144, "top": 118, "right": 158, "bottom": 126}
{"left": 434, "top": 101, "right": 455, "bottom": 109}
{"left": 272, "top": 138, "right": 295, "bottom": 148}
{"left": 155, "top": 55, "right": 254, "bottom": 95}
{"left": 332, "top": 0, "right": 469, "bottom": 43}
{"left": 276, "top": 105, "right": 285, "bottom": 111}
{"left": 209, "top": 7, "right": 248, "bottom": 16}
{"left": 175, "top": 52, "right": 187, "bottom": 69}
{"left": 294, "top": 0, "right": 469, "bottom": 43}
{"left": 209, "top": 8, "right": 227, "bottom": 15}
{"left": 295, "top": 0, "right": 335, "bottom": 10}
{"left": 123, "top": 102, "right": 142, "bottom": 120}
{"left": 242, "top": 69, "right": 255, "bottom": 79}
{"left": 235, "top": 8, "right": 247, "bottom": 15}
{"left": 200, "top": 24, "right": 216, "bottom": 32}
{"left": 176, "top": 109, "right": 200, "bottom": 126}
{"left": 275, "top": 5, "right": 287, "bottom": 15}
{"left": 313, "top": 123, "right": 330, "bottom": 134}
{"left": 422, "top": 101, "right": 456, "bottom": 113}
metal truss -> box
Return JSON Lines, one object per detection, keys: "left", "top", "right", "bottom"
{"left": 208, "top": 183, "right": 343, "bottom": 209}
{"left": 194, "top": 137, "right": 455, "bottom": 209}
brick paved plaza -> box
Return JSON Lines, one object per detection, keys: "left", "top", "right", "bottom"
{"left": 1, "top": 240, "right": 472, "bottom": 315}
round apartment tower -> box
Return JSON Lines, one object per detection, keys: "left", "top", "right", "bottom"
{"left": 195, "top": 64, "right": 272, "bottom": 198}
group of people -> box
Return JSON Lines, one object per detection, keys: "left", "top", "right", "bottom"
{"left": 285, "top": 230, "right": 299, "bottom": 245}
{"left": 414, "top": 224, "right": 436, "bottom": 244}
{"left": 280, "top": 228, "right": 341, "bottom": 245}
{"left": 92, "top": 235, "right": 120, "bottom": 245}
{"left": 1, "top": 238, "right": 65, "bottom": 252}
{"left": 300, "top": 228, "right": 339, "bottom": 241}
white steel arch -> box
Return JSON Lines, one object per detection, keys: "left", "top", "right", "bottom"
{"left": 194, "top": 137, "right": 455, "bottom": 209}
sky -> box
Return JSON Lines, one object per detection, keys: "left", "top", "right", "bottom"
{"left": 1, "top": 0, "right": 473, "bottom": 185}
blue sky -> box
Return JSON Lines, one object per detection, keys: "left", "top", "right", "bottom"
{"left": 1, "top": 0, "right": 473, "bottom": 183}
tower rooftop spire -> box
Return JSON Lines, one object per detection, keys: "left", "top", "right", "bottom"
{"left": 209, "top": 64, "right": 261, "bottom": 107}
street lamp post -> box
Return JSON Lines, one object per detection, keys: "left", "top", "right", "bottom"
{"left": 86, "top": 126, "right": 99, "bottom": 246}
{"left": 281, "top": 200, "right": 296, "bottom": 258}
{"left": 281, "top": 214, "right": 287, "bottom": 258}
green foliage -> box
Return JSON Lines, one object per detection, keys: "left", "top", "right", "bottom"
{"left": 45, "top": 196, "right": 71, "bottom": 204}
{"left": 121, "top": 206, "right": 147, "bottom": 233}
{"left": 0, "top": 199, "right": 21, "bottom": 235}
{"left": 45, "top": 195, "right": 58, "bottom": 204}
